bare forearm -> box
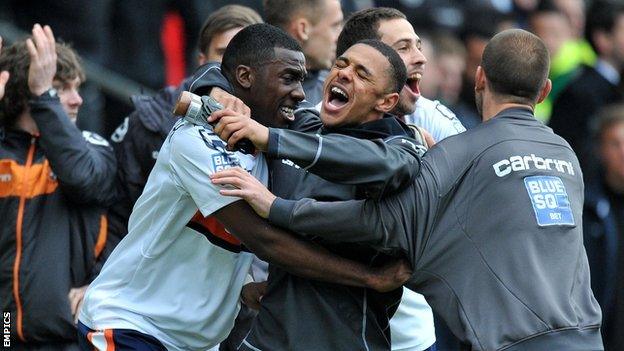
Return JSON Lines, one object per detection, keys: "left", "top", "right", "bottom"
{"left": 240, "top": 222, "right": 376, "bottom": 287}
{"left": 215, "top": 201, "right": 380, "bottom": 288}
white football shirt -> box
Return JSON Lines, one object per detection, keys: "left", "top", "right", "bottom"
{"left": 79, "top": 119, "right": 268, "bottom": 350}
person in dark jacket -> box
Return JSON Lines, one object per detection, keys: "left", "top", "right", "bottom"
{"left": 107, "top": 4, "right": 262, "bottom": 243}
{"left": 210, "top": 39, "right": 421, "bottom": 351}
{"left": 0, "top": 24, "right": 117, "bottom": 350}
{"left": 549, "top": 1, "right": 624, "bottom": 177}
{"left": 583, "top": 104, "right": 624, "bottom": 350}
{"left": 213, "top": 29, "right": 604, "bottom": 351}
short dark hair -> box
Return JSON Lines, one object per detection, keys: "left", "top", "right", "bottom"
{"left": 585, "top": 1, "right": 624, "bottom": 54}
{"left": 336, "top": 7, "right": 406, "bottom": 57}
{"left": 263, "top": 0, "right": 325, "bottom": 28}
{"left": 481, "top": 29, "right": 549, "bottom": 105}
{"left": 353, "top": 39, "right": 406, "bottom": 94}
{"left": 0, "top": 40, "right": 85, "bottom": 128}
{"left": 198, "top": 5, "right": 263, "bottom": 55}
{"left": 221, "top": 23, "right": 302, "bottom": 82}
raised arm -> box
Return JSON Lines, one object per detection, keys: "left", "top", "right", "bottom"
{"left": 27, "top": 24, "right": 116, "bottom": 206}
{"left": 213, "top": 200, "right": 411, "bottom": 292}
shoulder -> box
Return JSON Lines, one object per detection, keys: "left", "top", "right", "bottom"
{"left": 411, "top": 97, "right": 466, "bottom": 140}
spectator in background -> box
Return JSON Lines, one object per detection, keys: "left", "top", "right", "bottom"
{"left": 429, "top": 33, "right": 466, "bottom": 114}
{"left": 528, "top": 0, "right": 595, "bottom": 123}
{"left": 107, "top": 4, "right": 262, "bottom": 246}
{"left": 415, "top": 33, "right": 440, "bottom": 101}
{"left": 263, "top": 0, "right": 344, "bottom": 104}
{"left": 583, "top": 104, "right": 624, "bottom": 350}
{"left": 458, "top": 6, "right": 510, "bottom": 129}
{"left": 550, "top": 1, "right": 624, "bottom": 178}
{"left": 0, "top": 25, "right": 117, "bottom": 350}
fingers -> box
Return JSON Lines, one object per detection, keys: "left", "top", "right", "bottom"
{"left": 0, "top": 71, "right": 9, "bottom": 100}
{"left": 26, "top": 38, "right": 38, "bottom": 61}
{"left": 210, "top": 167, "right": 252, "bottom": 181}
{"left": 44, "top": 25, "right": 55, "bottom": 46}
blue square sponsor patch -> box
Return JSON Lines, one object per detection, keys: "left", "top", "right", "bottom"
{"left": 524, "top": 176, "right": 575, "bottom": 226}
{"left": 211, "top": 153, "right": 236, "bottom": 172}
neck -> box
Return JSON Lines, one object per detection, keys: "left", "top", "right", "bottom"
{"left": 481, "top": 92, "right": 533, "bottom": 122}
{"left": 14, "top": 112, "right": 39, "bottom": 135}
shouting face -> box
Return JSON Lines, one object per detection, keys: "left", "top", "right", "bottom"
{"left": 377, "top": 18, "right": 427, "bottom": 116}
{"left": 321, "top": 43, "right": 397, "bottom": 128}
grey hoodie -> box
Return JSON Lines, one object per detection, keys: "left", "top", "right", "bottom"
{"left": 268, "top": 108, "right": 603, "bottom": 351}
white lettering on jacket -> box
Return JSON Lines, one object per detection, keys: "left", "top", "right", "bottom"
{"left": 493, "top": 154, "right": 575, "bottom": 177}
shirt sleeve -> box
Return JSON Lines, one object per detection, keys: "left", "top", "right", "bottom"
{"left": 267, "top": 128, "right": 422, "bottom": 198}
{"left": 29, "top": 95, "right": 117, "bottom": 206}
{"left": 169, "top": 125, "right": 243, "bottom": 217}
{"left": 268, "top": 156, "right": 441, "bottom": 262}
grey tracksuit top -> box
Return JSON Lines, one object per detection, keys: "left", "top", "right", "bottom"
{"left": 269, "top": 108, "right": 604, "bottom": 351}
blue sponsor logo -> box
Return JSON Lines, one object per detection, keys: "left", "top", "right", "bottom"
{"left": 524, "top": 176, "right": 574, "bottom": 226}
{"left": 211, "top": 153, "right": 236, "bottom": 172}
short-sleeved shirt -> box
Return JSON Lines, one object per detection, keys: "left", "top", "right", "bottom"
{"left": 79, "top": 119, "right": 268, "bottom": 351}
{"left": 405, "top": 97, "right": 466, "bottom": 142}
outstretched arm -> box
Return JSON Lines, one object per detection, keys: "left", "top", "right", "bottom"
{"left": 212, "top": 200, "right": 411, "bottom": 292}
{"left": 209, "top": 109, "right": 424, "bottom": 198}
{"left": 211, "top": 167, "right": 413, "bottom": 251}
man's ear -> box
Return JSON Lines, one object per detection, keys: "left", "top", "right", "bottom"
{"left": 536, "top": 78, "right": 552, "bottom": 104}
{"left": 235, "top": 65, "right": 253, "bottom": 89}
{"left": 289, "top": 17, "right": 310, "bottom": 42}
{"left": 374, "top": 92, "right": 400, "bottom": 114}
{"left": 474, "top": 66, "right": 486, "bottom": 93}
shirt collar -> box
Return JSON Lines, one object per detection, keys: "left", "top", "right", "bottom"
{"left": 594, "top": 59, "right": 620, "bottom": 85}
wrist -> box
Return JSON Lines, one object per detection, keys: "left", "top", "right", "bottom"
{"left": 252, "top": 126, "right": 270, "bottom": 152}
{"left": 31, "top": 86, "right": 55, "bottom": 98}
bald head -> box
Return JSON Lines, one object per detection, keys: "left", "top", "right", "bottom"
{"left": 481, "top": 29, "right": 550, "bottom": 105}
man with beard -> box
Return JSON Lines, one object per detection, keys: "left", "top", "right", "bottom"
{"left": 213, "top": 29, "right": 604, "bottom": 351}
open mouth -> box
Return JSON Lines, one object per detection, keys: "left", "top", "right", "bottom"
{"left": 405, "top": 72, "right": 422, "bottom": 96}
{"left": 279, "top": 106, "right": 295, "bottom": 121}
{"left": 328, "top": 86, "right": 350, "bottom": 108}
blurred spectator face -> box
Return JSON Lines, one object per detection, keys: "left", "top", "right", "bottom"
{"left": 438, "top": 53, "right": 466, "bottom": 105}
{"left": 464, "top": 36, "right": 487, "bottom": 86}
{"left": 303, "top": 0, "right": 343, "bottom": 70}
{"left": 554, "top": 0, "right": 585, "bottom": 39}
{"left": 529, "top": 12, "right": 572, "bottom": 58}
{"left": 377, "top": 18, "right": 427, "bottom": 115}
{"left": 250, "top": 48, "right": 306, "bottom": 128}
{"left": 321, "top": 44, "right": 396, "bottom": 128}
{"left": 611, "top": 15, "right": 624, "bottom": 67}
{"left": 601, "top": 120, "right": 624, "bottom": 183}
{"left": 53, "top": 77, "right": 83, "bottom": 124}
{"left": 202, "top": 27, "right": 244, "bottom": 64}
{"left": 417, "top": 36, "right": 440, "bottom": 99}
{"left": 515, "top": 0, "right": 539, "bottom": 12}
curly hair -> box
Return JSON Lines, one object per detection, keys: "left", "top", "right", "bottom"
{"left": 0, "top": 40, "right": 85, "bottom": 128}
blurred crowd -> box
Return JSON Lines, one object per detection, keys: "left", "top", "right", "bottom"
{"left": 2, "top": 0, "right": 624, "bottom": 350}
